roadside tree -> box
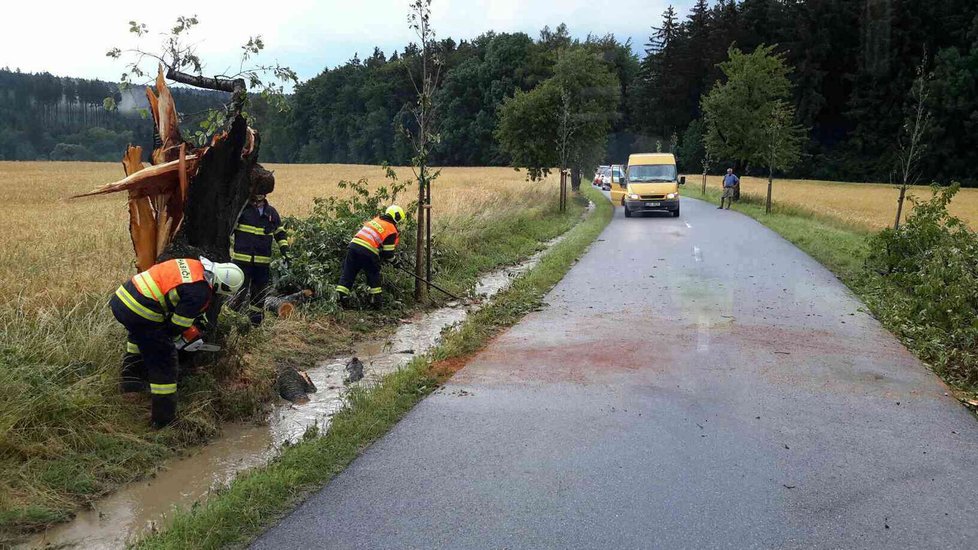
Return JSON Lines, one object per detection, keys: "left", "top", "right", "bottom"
{"left": 702, "top": 44, "right": 801, "bottom": 210}
{"left": 892, "top": 59, "right": 932, "bottom": 230}
{"left": 497, "top": 47, "right": 619, "bottom": 202}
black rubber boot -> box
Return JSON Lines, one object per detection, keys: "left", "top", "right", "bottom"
{"left": 120, "top": 353, "right": 148, "bottom": 393}
{"left": 370, "top": 294, "right": 383, "bottom": 311}
{"left": 248, "top": 307, "right": 265, "bottom": 327}
{"left": 151, "top": 394, "right": 177, "bottom": 428}
{"left": 338, "top": 294, "right": 352, "bottom": 310}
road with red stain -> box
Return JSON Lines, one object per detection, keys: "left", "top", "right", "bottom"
{"left": 255, "top": 196, "right": 978, "bottom": 549}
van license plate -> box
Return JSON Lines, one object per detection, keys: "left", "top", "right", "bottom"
{"left": 647, "top": 201, "right": 661, "bottom": 207}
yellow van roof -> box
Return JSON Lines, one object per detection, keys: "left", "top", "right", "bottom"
{"left": 627, "top": 153, "right": 676, "bottom": 166}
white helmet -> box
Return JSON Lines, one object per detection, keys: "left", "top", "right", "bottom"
{"left": 200, "top": 257, "right": 245, "bottom": 296}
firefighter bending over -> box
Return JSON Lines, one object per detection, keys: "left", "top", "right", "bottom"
{"left": 336, "top": 205, "right": 404, "bottom": 310}
{"left": 110, "top": 257, "right": 244, "bottom": 428}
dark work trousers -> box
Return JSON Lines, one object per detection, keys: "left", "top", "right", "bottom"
{"left": 234, "top": 261, "right": 272, "bottom": 326}
{"left": 336, "top": 245, "right": 383, "bottom": 307}
{"left": 110, "top": 297, "right": 178, "bottom": 428}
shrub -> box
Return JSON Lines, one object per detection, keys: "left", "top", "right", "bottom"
{"left": 866, "top": 184, "right": 978, "bottom": 385}
{"left": 274, "top": 171, "right": 424, "bottom": 311}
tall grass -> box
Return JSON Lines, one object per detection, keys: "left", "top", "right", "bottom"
{"left": 0, "top": 161, "right": 565, "bottom": 538}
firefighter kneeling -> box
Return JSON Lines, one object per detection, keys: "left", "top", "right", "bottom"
{"left": 336, "top": 205, "right": 404, "bottom": 310}
{"left": 109, "top": 257, "right": 244, "bottom": 428}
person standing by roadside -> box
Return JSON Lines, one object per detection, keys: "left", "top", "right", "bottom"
{"left": 231, "top": 193, "right": 289, "bottom": 326}
{"left": 719, "top": 168, "right": 739, "bottom": 210}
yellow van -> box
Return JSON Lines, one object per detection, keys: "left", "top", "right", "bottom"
{"left": 610, "top": 153, "right": 686, "bottom": 218}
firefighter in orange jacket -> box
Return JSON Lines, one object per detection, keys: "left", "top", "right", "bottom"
{"left": 336, "top": 205, "right": 405, "bottom": 309}
{"left": 109, "top": 258, "right": 244, "bottom": 427}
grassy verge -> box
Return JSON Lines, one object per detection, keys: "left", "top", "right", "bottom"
{"left": 0, "top": 180, "right": 582, "bottom": 540}
{"left": 131, "top": 186, "right": 612, "bottom": 549}
{"left": 686, "top": 186, "right": 978, "bottom": 399}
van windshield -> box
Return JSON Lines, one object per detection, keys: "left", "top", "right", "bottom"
{"left": 628, "top": 164, "right": 677, "bottom": 182}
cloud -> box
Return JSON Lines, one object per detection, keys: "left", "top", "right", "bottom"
{"left": 4, "top": 0, "right": 686, "bottom": 83}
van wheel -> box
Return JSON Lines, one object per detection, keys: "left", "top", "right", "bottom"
{"left": 624, "top": 204, "right": 632, "bottom": 218}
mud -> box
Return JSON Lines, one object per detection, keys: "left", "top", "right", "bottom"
{"left": 23, "top": 231, "right": 573, "bottom": 550}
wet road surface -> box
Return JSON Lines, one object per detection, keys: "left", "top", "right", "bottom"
{"left": 254, "top": 196, "right": 978, "bottom": 549}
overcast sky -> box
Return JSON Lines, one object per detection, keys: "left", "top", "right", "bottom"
{"left": 5, "top": 0, "right": 692, "bottom": 85}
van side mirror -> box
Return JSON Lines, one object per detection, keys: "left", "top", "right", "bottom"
{"left": 679, "top": 176, "right": 686, "bottom": 185}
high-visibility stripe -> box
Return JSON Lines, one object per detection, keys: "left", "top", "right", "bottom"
{"left": 126, "top": 341, "right": 140, "bottom": 354}
{"left": 368, "top": 287, "right": 383, "bottom": 295}
{"left": 277, "top": 240, "right": 289, "bottom": 247}
{"left": 133, "top": 273, "right": 165, "bottom": 306}
{"left": 150, "top": 383, "right": 177, "bottom": 395}
{"left": 351, "top": 238, "right": 380, "bottom": 254}
{"left": 235, "top": 223, "right": 268, "bottom": 235}
{"left": 167, "top": 289, "right": 180, "bottom": 307}
{"left": 368, "top": 220, "right": 384, "bottom": 232}
{"left": 171, "top": 314, "right": 194, "bottom": 328}
{"left": 358, "top": 226, "right": 382, "bottom": 243}
{"left": 381, "top": 244, "right": 396, "bottom": 251}
{"left": 335, "top": 285, "right": 350, "bottom": 295}
{"left": 115, "top": 287, "right": 164, "bottom": 322}
{"left": 231, "top": 252, "right": 273, "bottom": 264}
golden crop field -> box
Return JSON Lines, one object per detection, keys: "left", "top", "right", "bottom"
{"left": 0, "top": 161, "right": 554, "bottom": 313}
{"left": 688, "top": 174, "right": 978, "bottom": 230}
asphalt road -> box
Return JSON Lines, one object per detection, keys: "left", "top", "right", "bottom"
{"left": 254, "top": 195, "right": 978, "bottom": 549}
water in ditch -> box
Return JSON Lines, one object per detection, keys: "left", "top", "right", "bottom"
{"left": 23, "top": 235, "right": 567, "bottom": 549}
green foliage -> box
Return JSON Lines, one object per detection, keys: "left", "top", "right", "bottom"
{"left": 496, "top": 47, "right": 620, "bottom": 180}
{"left": 702, "top": 45, "right": 795, "bottom": 168}
{"left": 274, "top": 176, "right": 418, "bottom": 310}
{"left": 865, "top": 184, "right": 978, "bottom": 385}
{"left": 676, "top": 119, "right": 706, "bottom": 172}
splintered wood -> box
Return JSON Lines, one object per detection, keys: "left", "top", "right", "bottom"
{"left": 72, "top": 66, "right": 203, "bottom": 271}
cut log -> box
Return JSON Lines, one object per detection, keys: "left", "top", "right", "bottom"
{"left": 264, "top": 289, "right": 314, "bottom": 318}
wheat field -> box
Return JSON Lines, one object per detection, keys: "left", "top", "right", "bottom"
{"left": 689, "top": 174, "right": 978, "bottom": 230}
{"left": 0, "top": 162, "right": 554, "bottom": 313}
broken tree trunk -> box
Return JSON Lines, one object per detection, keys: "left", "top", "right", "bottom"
{"left": 73, "top": 65, "right": 274, "bottom": 268}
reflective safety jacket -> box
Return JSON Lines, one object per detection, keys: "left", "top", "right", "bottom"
{"left": 232, "top": 203, "right": 287, "bottom": 265}
{"left": 351, "top": 215, "right": 399, "bottom": 259}
{"left": 114, "top": 258, "right": 212, "bottom": 333}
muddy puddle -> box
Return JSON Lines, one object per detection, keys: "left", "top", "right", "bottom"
{"left": 23, "top": 231, "right": 572, "bottom": 549}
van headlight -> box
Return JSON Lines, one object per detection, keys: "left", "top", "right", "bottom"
{"left": 628, "top": 194, "right": 640, "bottom": 200}
{"left": 666, "top": 193, "right": 677, "bottom": 199}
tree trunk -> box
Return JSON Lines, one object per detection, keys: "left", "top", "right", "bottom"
{"left": 415, "top": 169, "right": 426, "bottom": 301}
{"left": 701, "top": 170, "right": 707, "bottom": 195}
{"left": 894, "top": 185, "right": 907, "bottom": 230}
{"left": 161, "top": 115, "right": 265, "bottom": 262}
{"left": 766, "top": 172, "right": 773, "bottom": 214}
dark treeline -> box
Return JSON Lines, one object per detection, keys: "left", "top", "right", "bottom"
{"left": 5, "top": 1, "right": 978, "bottom": 186}
{"left": 643, "top": 0, "right": 978, "bottom": 185}
{"left": 264, "top": 25, "right": 639, "bottom": 167}
{"left": 0, "top": 69, "right": 226, "bottom": 161}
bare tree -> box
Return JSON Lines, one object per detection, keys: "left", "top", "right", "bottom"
{"left": 555, "top": 90, "right": 578, "bottom": 212}
{"left": 405, "top": 0, "right": 443, "bottom": 300}
{"left": 761, "top": 100, "right": 803, "bottom": 213}
{"left": 893, "top": 58, "right": 932, "bottom": 230}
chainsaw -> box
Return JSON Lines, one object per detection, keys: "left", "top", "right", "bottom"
{"left": 174, "top": 325, "right": 221, "bottom": 352}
